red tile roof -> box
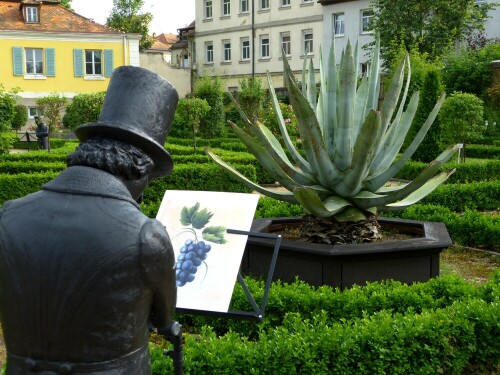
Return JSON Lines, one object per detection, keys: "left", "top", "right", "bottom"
{"left": 0, "top": 0, "right": 123, "bottom": 34}
{"left": 156, "top": 33, "right": 177, "bottom": 46}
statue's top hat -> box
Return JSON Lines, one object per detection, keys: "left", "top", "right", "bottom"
{"left": 75, "top": 66, "right": 179, "bottom": 177}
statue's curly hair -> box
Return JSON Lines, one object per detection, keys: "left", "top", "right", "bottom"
{"left": 67, "top": 137, "right": 154, "bottom": 180}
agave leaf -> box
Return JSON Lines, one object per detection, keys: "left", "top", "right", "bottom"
{"left": 307, "top": 59, "right": 317, "bottom": 111}
{"left": 356, "top": 144, "right": 458, "bottom": 208}
{"left": 366, "top": 92, "right": 445, "bottom": 191}
{"left": 335, "top": 110, "right": 383, "bottom": 196}
{"left": 205, "top": 147, "right": 298, "bottom": 203}
{"left": 316, "top": 90, "right": 324, "bottom": 135}
{"left": 365, "top": 37, "right": 380, "bottom": 116}
{"left": 325, "top": 37, "right": 338, "bottom": 159}
{"left": 267, "top": 70, "right": 313, "bottom": 174}
{"left": 368, "top": 91, "right": 420, "bottom": 179}
{"left": 293, "top": 187, "right": 351, "bottom": 219}
{"left": 301, "top": 57, "right": 307, "bottom": 97}
{"left": 253, "top": 121, "right": 318, "bottom": 186}
{"left": 334, "top": 207, "right": 373, "bottom": 222}
{"left": 375, "top": 182, "right": 410, "bottom": 193}
{"left": 382, "top": 169, "right": 456, "bottom": 210}
{"left": 226, "top": 123, "right": 302, "bottom": 190}
{"left": 335, "top": 39, "right": 356, "bottom": 171}
{"left": 380, "top": 55, "right": 406, "bottom": 131}
{"left": 353, "top": 76, "right": 369, "bottom": 141}
{"left": 283, "top": 56, "right": 343, "bottom": 187}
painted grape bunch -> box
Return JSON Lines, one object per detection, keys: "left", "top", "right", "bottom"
{"left": 175, "top": 203, "right": 226, "bottom": 287}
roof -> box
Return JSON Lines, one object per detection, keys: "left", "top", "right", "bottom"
{"left": 150, "top": 38, "right": 172, "bottom": 52}
{"left": 170, "top": 39, "right": 188, "bottom": 51}
{"left": 0, "top": 0, "right": 123, "bottom": 34}
{"left": 156, "top": 33, "right": 177, "bottom": 46}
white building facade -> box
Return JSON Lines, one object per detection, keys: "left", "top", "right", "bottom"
{"left": 194, "top": 0, "right": 323, "bottom": 90}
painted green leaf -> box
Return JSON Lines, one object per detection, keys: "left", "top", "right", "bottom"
{"left": 191, "top": 207, "right": 214, "bottom": 229}
{"left": 202, "top": 226, "right": 227, "bottom": 244}
{"left": 180, "top": 203, "right": 200, "bottom": 226}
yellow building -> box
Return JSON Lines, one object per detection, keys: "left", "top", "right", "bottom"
{"left": 0, "top": 0, "right": 140, "bottom": 121}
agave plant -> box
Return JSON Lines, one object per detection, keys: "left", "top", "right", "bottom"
{"left": 205, "top": 39, "right": 458, "bottom": 244}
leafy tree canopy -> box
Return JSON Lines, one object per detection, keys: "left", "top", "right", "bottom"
{"left": 371, "top": 0, "right": 496, "bottom": 63}
{"left": 106, "top": 0, "right": 153, "bottom": 51}
{"left": 59, "top": 0, "right": 72, "bottom": 10}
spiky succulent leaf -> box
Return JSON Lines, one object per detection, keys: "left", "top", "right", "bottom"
{"left": 293, "top": 187, "right": 350, "bottom": 219}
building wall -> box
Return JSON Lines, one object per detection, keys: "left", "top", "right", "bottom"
{"left": 321, "top": 0, "right": 373, "bottom": 66}
{"left": 195, "top": 0, "right": 323, "bottom": 89}
{"left": 139, "top": 52, "right": 192, "bottom": 98}
{"left": 483, "top": 0, "right": 500, "bottom": 40}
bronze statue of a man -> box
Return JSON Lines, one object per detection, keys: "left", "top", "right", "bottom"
{"left": 0, "top": 66, "right": 178, "bottom": 374}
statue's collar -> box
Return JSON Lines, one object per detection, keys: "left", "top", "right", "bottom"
{"left": 41, "top": 166, "right": 140, "bottom": 208}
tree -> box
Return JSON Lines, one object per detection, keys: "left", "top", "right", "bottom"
{"left": 194, "top": 76, "right": 226, "bottom": 138}
{"left": 11, "top": 104, "right": 28, "bottom": 130}
{"left": 0, "top": 85, "right": 17, "bottom": 132}
{"left": 63, "top": 92, "right": 106, "bottom": 130}
{"left": 439, "top": 92, "right": 485, "bottom": 161}
{"left": 60, "top": 0, "right": 72, "bottom": 10}
{"left": 237, "top": 77, "right": 266, "bottom": 121}
{"left": 36, "top": 93, "right": 67, "bottom": 132}
{"left": 411, "top": 70, "right": 443, "bottom": 162}
{"left": 106, "top": 0, "right": 153, "bottom": 51}
{"left": 175, "top": 98, "right": 211, "bottom": 152}
{"left": 371, "top": 0, "right": 496, "bottom": 63}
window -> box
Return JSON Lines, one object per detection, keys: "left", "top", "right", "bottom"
{"left": 223, "top": 40, "right": 231, "bottom": 62}
{"left": 360, "top": 62, "right": 370, "bottom": 77}
{"left": 241, "top": 0, "right": 249, "bottom": 13}
{"left": 85, "top": 50, "right": 102, "bottom": 76}
{"left": 28, "top": 107, "right": 38, "bottom": 119}
{"left": 281, "top": 0, "right": 290, "bottom": 6}
{"left": 260, "top": 35, "right": 270, "bottom": 58}
{"left": 260, "top": 0, "right": 270, "bottom": 10}
{"left": 303, "top": 31, "right": 313, "bottom": 55}
{"left": 192, "top": 42, "right": 196, "bottom": 64}
{"left": 281, "top": 33, "right": 291, "bottom": 56}
{"left": 223, "top": 0, "right": 231, "bottom": 16}
{"left": 333, "top": 13, "right": 345, "bottom": 36}
{"left": 302, "top": 0, "right": 313, "bottom": 3}
{"left": 361, "top": 10, "right": 373, "bottom": 33}
{"left": 206, "top": 42, "right": 213, "bottom": 63}
{"left": 25, "top": 6, "right": 38, "bottom": 23}
{"left": 25, "top": 48, "right": 43, "bottom": 75}
{"left": 205, "top": 0, "right": 213, "bottom": 18}
{"left": 241, "top": 38, "right": 250, "bottom": 60}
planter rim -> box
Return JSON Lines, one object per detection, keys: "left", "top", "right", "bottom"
{"left": 249, "top": 217, "right": 453, "bottom": 257}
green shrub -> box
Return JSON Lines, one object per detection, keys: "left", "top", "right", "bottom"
{"left": 255, "top": 196, "right": 303, "bottom": 218}
{"left": 11, "top": 104, "right": 28, "bottom": 130}
{"left": 150, "top": 273, "right": 500, "bottom": 374}
{"left": 36, "top": 93, "right": 67, "bottom": 132}
{"left": 0, "top": 85, "right": 17, "bottom": 131}
{"left": 0, "top": 132, "right": 15, "bottom": 155}
{"left": 396, "top": 159, "right": 500, "bottom": 183}
{"left": 439, "top": 92, "right": 485, "bottom": 150}
{"left": 0, "top": 172, "right": 58, "bottom": 205}
{"left": 0, "top": 161, "right": 66, "bottom": 174}
{"left": 465, "top": 144, "right": 500, "bottom": 159}
{"left": 385, "top": 204, "right": 500, "bottom": 249}
{"left": 63, "top": 92, "right": 105, "bottom": 130}
{"left": 442, "top": 42, "right": 500, "bottom": 98}
{"left": 194, "top": 76, "right": 226, "bottom": 138}
{"left": 236, "top": 77, "right": 266, "bottom": 120}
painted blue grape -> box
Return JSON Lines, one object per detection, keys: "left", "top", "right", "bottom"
{"left": 175, "top": 239, "right": 214, "bottom": 287}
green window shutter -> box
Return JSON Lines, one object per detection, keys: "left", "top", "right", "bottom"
{"left": 46, "top": 48, "right": 56, "bottom": 77}
{"left": 12, "top": 47, "right": 24, "bottom": 76}
{"left": 73, "top": 49, "right": 84, "bottom": 77}
{"left": 104, "top": 49, "right": 114, "bottom": 77}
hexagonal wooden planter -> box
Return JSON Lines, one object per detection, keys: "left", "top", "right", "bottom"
{"left": 241, "top": 217, "right": 453, "bottom": 289}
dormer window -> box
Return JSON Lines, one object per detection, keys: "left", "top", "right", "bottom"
{"left": 25, "top": 6, "right": 39, "bottom": 23}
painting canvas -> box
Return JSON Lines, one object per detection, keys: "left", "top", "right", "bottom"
{"left": 156, "top": 190, "right": 260, "bottom": 313}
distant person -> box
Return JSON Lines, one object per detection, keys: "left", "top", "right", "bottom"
{"left": 0, "top": 66, "right": 179, "bottom": 374}
{"left": 34, "top": 116, "right": 49, "bottom": 150}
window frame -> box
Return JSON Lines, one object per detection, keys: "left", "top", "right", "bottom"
{"left": 25, "top": 48, "right": 44, "bottom": 75}
{"left": 25, "top": 6, "right": 38, "bottom": 23}
{"left": 361, "top": 9, "right": 374, "bottom": 34}
{"left": 223, "top": 40, "right": 232, "bottom": 62}
{"left": 240, "top": 0, "right": 249, "bottom": 13}
{"left": 241, "top": 38, "right": 250, "bottom": 61}
{"left": 205, "top": 42, "right": 214, "bottom": 63}
{"left": 281, "top": 32, "right": 291, "bottom": 56}
{"left": 260, "top": 35, "right": 270, "bottom": 59}
{"left": 260, "top": 0, "right": 270, "bottom": 10}
{"left": 85, "top": 49, "right": 103, "bottom": 76}
{"left": 280, "top": 0, "right": 291, "bottom": 7}
{"left": 223, "top": 0, "right": 231, "bottom": 16}
{"left": 303, "top": 31, "right": 313, "bottom": 56}
{"left": 333, "top": 13, "right": 345, "bottom": 36}
{"left": 205, "top": 0, "right": 213, "bottom": 19}
{"left": 28, "top": 107, "right": 38, "bottom": 119}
